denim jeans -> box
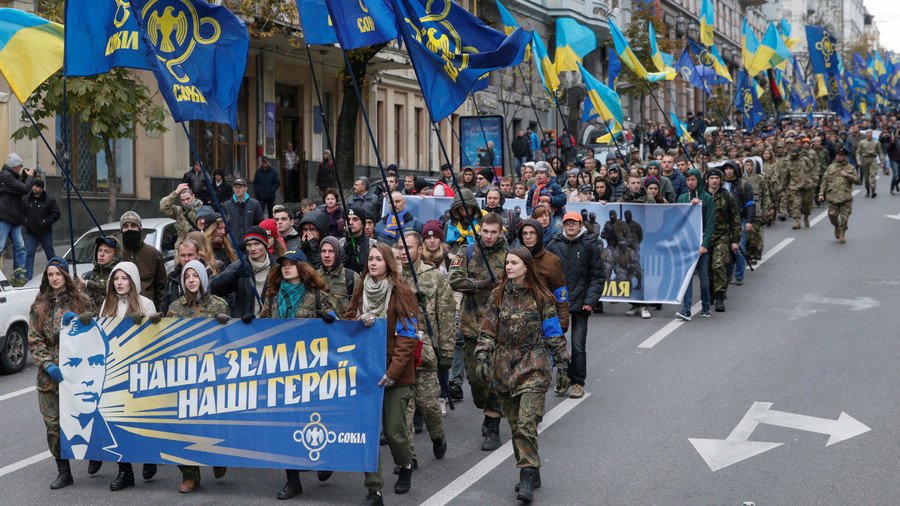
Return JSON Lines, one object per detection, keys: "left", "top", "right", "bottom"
{"left": 568, "top": 311, "right": 589, "bottom": 386}
{"left": 729, "top": 220, "right": 749, "bottom": 282}
{"left": 514, "top": 156, "right": 528, "bottom": 178}
{"left": 891, "top": 160, "right": 900, "bottom": 190}
{"left": 25, "top": 232, "right": 56, "bottom": 280}
{"left": 0, "top": 221, "right": 26, "bottom": 272}
{"left": 682, "top": 252, "right": 711, "bottom": 313}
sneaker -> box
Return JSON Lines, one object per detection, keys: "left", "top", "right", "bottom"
{"left": 640, "top": 307, "right": 651, "bottom": 319}
{"left": 569, "top": 384, "right": 585, "bottom": 398}
{"left": 699, "top": 310, "right": 711, "bottom": 318}
{"left": 625, "top": 308, "right": 637, "bottom": 316}
{"left": 734, "top": 279, "right": 743, "bottom": 286}
{"left": 675, "top": 310, "right": 691, "bottom": 321}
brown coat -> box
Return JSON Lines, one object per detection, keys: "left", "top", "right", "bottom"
{"left": 532, "top": 248, "right": 570, "bottom": 331}
{"left": 345, "top": 284, "right": 418, "bottom": 386}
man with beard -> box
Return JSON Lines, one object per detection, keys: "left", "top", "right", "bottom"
{"left": 483, "top": 188, "right": 521, "bottom": 245}
{"left": 118, "top": 211, "right": 167, "bottom": 309}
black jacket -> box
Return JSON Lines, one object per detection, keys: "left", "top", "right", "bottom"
{"left": 512, "top": 135, "right": 531, "bottom": 158}
{"left": 182, "top": 169, "right": 212, "bottom": 204}
{"left": 211, "top": 255, "right": 275, "bottom": 318}
{"left": 316, "top": 159, "right": 335, "bottom": 190}
{"left": 223, "top": 195, "right": 264, "bottom": 241}
{"left": 213, "top": 180, "right": 233, "bottom": 205}
{"left": 723, "top": 162, "right": 756, "bottom": 222}
{"left": 298, "top": 210, "right": 330, "bottom": 269}
{"left": 0, "top": 166, "right": 34, "bottom": 225}
{"left": 253, "top": 166, "right": 280, "bottom": 200}
{"left": 547, "top": 228, "right": 604, "bottom": 310}
{"left": 22, "top": 191, "right": 61, "bottom": 236}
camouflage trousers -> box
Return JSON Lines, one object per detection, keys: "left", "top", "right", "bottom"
{"left": 828, "top": 201, "right": 853, "bottom": 232}
{"left": 37, "top": 388, "right": 60, "bottom": 458}
{"left": 364, "top": 385, "right": 414, "bottom": 491}
{"left": 710, "top": 238, "right": 732, "bottom": 295}
{"left": 746, "top": 220, "right": 765, "bottom": 261}
{"left": 405, "top": 368, "right": 445, "bottom": 458}
{"left": 463, "top": 338, "right": 501, "bottom": 413}
{"left": 500, "top": 392, "right": 545, "bottom": 468}
{"left": 789, "top": 188, "right": 815, "bottom": 218}
{"left": 859, "top": 158, "right": 878, "bottom": 190}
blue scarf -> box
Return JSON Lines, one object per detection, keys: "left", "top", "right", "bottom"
{"left": 276, "top": 281, "right": 306, "bottom": 318}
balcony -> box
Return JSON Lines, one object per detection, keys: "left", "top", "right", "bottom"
{"left": 515, "top": 0, "right": 612, "bottom": 31}
{"left": 738, "top": 0, "right": 768, "bottom": 7}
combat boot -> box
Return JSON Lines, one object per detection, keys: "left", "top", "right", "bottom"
{"left": 109, "top": 465, "right": 135, "bottom": 491}
{"left": 792, "top": 218, "right": 801, "bottom": 229}
{"left": 834, "top": 226, "right": 840, "bottom": 240}
{"left": 804, "top": 215, "right": 810, "bottom": 227}
{"left": 432, "top": 434, "right": 448, "bottom": 459}
{"left": 277, "top": 470, "right": 302, "bottom": 500}
{"left": 714, "top": 293, "right": 726, "bottom": 312}
{"left": 515, "top": 468, "right": 542, "bottom": 491}
{"left": 481, "top": 416, "right": 502, "bottom": 451}
{"left": 87, "top": 459, "right": 102, "bottom": 475}
{"left": 394, "top": 465, "right": 413, "bottom": 494}
{"left": 516, "top": 468, "right": 537, "bottom": 503}
{"left": 50, "top": 459, "right": 73, "bottom": 490}
{"left": 838, "top": 229, "right": 846, "bottom": 244}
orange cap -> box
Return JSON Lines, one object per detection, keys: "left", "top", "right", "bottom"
{"left": 563, "top": 211, "right": 583, "bottom": 223}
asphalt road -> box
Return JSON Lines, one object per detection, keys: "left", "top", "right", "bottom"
{"left": 0, "top": 180, "right": 897, "bottom": 505}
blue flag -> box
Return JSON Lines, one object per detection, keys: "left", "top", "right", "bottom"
{"left": 323, "top": 0, "right": 397, "bottom": 50}
{"left": 789, "top": 57, "right": 814, "bottom": 111}
{"left": 805, "top": 25, "right": 851, "bottom": 122}
{"left": 390, "top": 0, "right": 529, "bottom": 121}
{"left": 607, "top": 46, "right": 621, "bottom": 89}
{"left": 582, "top": 95, "right": 599, "bottom": 122}
{"left": 735, "top": 70, "right": 765, "bottom": 131}
{"left": 65, "top": 0, "right": 249, "bottom": 127}
{"left": 296, "top": 0, "right": 337, "bottom": 45}
{"left": 676, "top": 47, "right": 710, "bottom": 95}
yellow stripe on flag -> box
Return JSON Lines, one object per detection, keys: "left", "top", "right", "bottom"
{"left": 0, "top": 23, "right": 63, "bottom": 103}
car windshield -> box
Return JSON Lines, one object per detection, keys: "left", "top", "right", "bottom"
{"left": 64, "top": 229, "right": 157, "bottom": 264}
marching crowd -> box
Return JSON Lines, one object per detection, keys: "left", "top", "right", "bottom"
{"left": 17, "top": 111, "right": 898, "bottom": 505}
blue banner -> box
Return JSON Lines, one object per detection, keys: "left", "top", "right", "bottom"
{"left": 59, "top": 317, "right": 387, "bottom": 471}
{"left": 388, "top": 197, "right": 702, "bottom": 304}
{"left": 323, "top": 0, "right": 397, "bottom": 50}
{"left": 65, "top": 0, "right": 249, "bottom": 127}
{"left": 296, "top": 0, "right": 338, "bottom": 45}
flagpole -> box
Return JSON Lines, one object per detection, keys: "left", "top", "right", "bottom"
{"left": 304, "top": 43, "right": 357, "bottom": 263}
{"left": 516, "top": 65, "right": 546, "bottom": 138}
{"left": 61, "top": 6, "right": 77, "bottom": 277}
{"left": 642, "top": 79, "right": 699, "bottom": 171}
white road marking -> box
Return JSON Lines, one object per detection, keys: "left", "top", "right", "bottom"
{"left": 638, "top": 238, "right": 795, "bottom": 349}
{"left": 0, "top": 386, "right": 35, "bottom": 403}
{"left": 419, "top": 394, "right": 590, "bottom": 506}
{"left": 812, "top": 188, "right": 863, "bottom": 226}
{"left": 0, "top": 451, "right": 51, "bottom": 479}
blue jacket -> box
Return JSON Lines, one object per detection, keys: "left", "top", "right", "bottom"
{"left": 665, "top": 170, "right": 688, "bottom": 197}
{"left": 525, "top": 180, "right": 566, "bottom": 217}
{"left": 253, "top": 166, "right": 280, "bottom": 199}
{"left": 375, "top": 209, "right": 423, "bottom": 243}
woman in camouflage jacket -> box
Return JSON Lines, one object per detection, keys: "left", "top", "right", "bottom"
{"left": 475, "top": 246, "right": 570, "bottom": 503}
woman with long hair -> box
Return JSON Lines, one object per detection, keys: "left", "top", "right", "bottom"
{"left": 27, "top": 257, "right": 91, "bottom": 490}
{"left": 474, "top": 247, "right": 569, "bottom": 503}
{"left": 205, "top": 217, "right": 237, "bottom": 267}
{"left": 185, "top": 231, "right": 220, "bottom": 275}
{"left": 165, "top": 260, "right": 230, "bottom": 493}
{"left": 345, "top": 242, "right": 421, "bottom": 504}
{"left": 258, "top": 250, "right": 337, "bottom": 500}
{"left": 96, "top": 261, "right": 159, "bottom": 490}
{"left": 593, "top": 178, "right": 612, "bottom": 203}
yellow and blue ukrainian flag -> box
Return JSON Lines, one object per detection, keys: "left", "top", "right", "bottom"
{"left": 608, "top": 18, "right": 667, "bottom": 83}
{"left": 741, "top": 18, "right": 759, "bottom": 71}
{"left": 0, "top": 9, "right": 63, "bottom": 103}
{"left": 779, "top": 18, "right": 799, "bottom": 49}
{"left": 576, "top": 62, "right": 623, "bottom": 132}
{"left": 66, "top": 0, "right": 250, "bottom": 127}
{"left": 390, "top": 0, "right": 529, "bottom": 121}
{"left": 296, "top": 0, "right": 337, "bottom": 45}
{"left": 670, "top": 112, "right": 694, "bottom": 143}
{"left": 708, "top": 44, "right": 733, "bottom": 82}
{"left": 554, "top": 18, "right": 596, "bottom": 73}
{"left": 746, "top": 23, "right": 790, "bottom": 76}
{"left": 699, "top": 0, "right": 715, "bottom": 46}
{"left": 532, "top": 32, "right": 559, "bottom": 94}
{"left": 647, "top": 22, "right": 676, "bottom": 80}
{"left": 495, "top": 1, "right": 529, "bottom": 60}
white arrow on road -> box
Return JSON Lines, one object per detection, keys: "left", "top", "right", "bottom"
{"left": 885, "top": 213, "right": 900, "bottom": 221}
{"left": 787, "top": 294, "right": 880, "bottom": 320}
{"left": 690, "top": 402, "right": 871, "bottom": 472}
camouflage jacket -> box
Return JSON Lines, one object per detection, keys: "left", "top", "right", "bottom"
{"left": 28, "top": 291, "right": 90, "bottom": 393}
{"left": 856, "top": 138, "right": 882, "bottom": 159}
{"left": 710, "top": 188, "right": 741, "bottom": 244}
{"left": 448, "top": 238, "right": 508, "bottom": 338}
{"left": 160, "top": 190, "right": 202, "bottom": 241}
{"left": 763, "top": 161, "right": 783, "bottom": 192}
{"left": 476, "top": 282, "right": 569, "bottom": 396}
{"left": 784, "top": 153, "right": 818, "bottom": 191}
{"left": 260, "top": 286, "right": 336, "bottom": 319}
{"left": 818, "top": 162, "right": 860, "bottom": 204}
{"left": 166, "top": 294, "right": 230, "bottom": 318}
{"left": 82, "top": 255, "right": 121, "bottom": 302}
{"left": 744, "top": 173, "right": 770, "bottom": 213}
{"left": 402, "top": 260, "right": 456, "bottom": 370}
{"left": 318, "top": 266, "right": 358, "bottom": 317}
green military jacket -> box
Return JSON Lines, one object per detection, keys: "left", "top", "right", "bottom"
{"left": 818, "top": 162, "right": 861, "bottom": 204}
{"left": 856, "top": 138, "right": 882, "bottom": 160}
{"left": 743, "top": 173, "right": 770, "bottom": 217}
{"left": 785, "top": 153, "right": 818, "bottom": 191}
{"left": 318, "top": 266, "right": 358, "bottom": 318}
{"left": 476, "top": 282, "right": 569, "bottom": 397}
{"left": 448, "top": 238, "right": 508, "bottom": 338}
{"left": 402, "top": 260, "right": 456, "bottom": 371}
{"left": 710, "top": 188, "right": 741, "bottom": 244}
{"left": 159, "top": 190, "right": 202, "bottom": 241}
{"left": 166, "top": 294, "right": 229, "bottom": 318}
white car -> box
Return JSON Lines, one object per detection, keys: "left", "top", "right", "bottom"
{"left": 0, "top": 271, "right": 38, "bottom": 374}
{"left": 23, "top": 217, "right": 178, "bottom": 289}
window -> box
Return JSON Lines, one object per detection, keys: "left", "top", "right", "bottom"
{"left": 55, "top": 116, "right": 135, "bottom": 195}
{"left": 394, "top": 103, "right": 406, "bottom": 167}
{"left": 189, "top": 78, "right": 249, "bottom": 179}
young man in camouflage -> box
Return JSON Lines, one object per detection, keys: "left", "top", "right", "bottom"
{"left": 818, "top": 148, "right": 860, "bottom": 244}
{"left": 395, "top": 231, "right": 455, "bottom": 466}
{"left": 855, "top": 130, "right": 882, "bottom": 197}
{"left": 159, "top": 183, "right": 203, "bottom": 241}
{"left": 705, "top": 168, "right": 741, "bottom": 312}
{"left": 741, "top": 158, "right": 769, "bottom": 263}
{"left": 80, "top": 237, "right": 121, "bottom": 301}
{"left": 448, "top": 213, "right": 508, "bottom": 451}
{"left": 783, "top": 138, "right": 818, "bottom": 229}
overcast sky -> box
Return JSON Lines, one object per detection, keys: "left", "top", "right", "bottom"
{"left": 864, "top": 0, "right": 900, "bottom": 52}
